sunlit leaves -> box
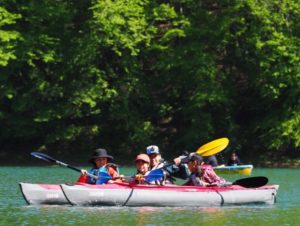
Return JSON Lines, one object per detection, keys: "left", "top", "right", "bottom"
{"left": 223, "top": 0, "right": 300, "bottom": 151}
{"left": 0, "top": 7, "right": 21, "bottom": 66}
{"left": 91, "top": 0, "right": 154, "bottom": 56}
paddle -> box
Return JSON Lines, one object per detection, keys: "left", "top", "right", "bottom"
{"left": 31, "top": 152, "right": 97, "bottom": 179}
{"left": 96, "top": 172, "right": 114, "bottom": 184}
{"left": 232, "top": 176, "right": 268, "bottom": 188}
{"left": 96, "top": 169, "right": 165, "bottom": 184}
{"left": 144, "top": 169, "right": 165, "bottom": 182}
{"left": 196, "top": 137, "right": 229, "bottom": 157}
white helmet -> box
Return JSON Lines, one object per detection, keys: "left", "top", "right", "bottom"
{"left": 146, "top": 145, "right": 160, "bottom": 155}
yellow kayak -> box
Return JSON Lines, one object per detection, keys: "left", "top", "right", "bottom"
{"left": 214, "top": 164, "right": 253, "bottom": 175}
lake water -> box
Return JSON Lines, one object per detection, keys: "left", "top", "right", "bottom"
{"left": 0, "top": 166, "right": 299, "bottom": 225}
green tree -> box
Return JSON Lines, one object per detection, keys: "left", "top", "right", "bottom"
{"left": 217, "top": 0, "right": 300, "bottom": 160}
{"left": 0, "top": 0, "right": 299, "bottom": 165}
{"left": 0, "top": 6, "right": 20, "bottom": 66}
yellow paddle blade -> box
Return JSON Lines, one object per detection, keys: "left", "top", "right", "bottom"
{"left": 196, "top": 138, "right": 229, "bottom": 157}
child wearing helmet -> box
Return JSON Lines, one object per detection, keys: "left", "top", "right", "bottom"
{"left": 146, "top": 145, "right": 164, "bottom": 169}
{"left": 146, "top": 145, "right": 190, "bottom": 184}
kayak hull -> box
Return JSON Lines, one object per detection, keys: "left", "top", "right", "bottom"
{"left": 19, "top": 182, "right": 69, "bottom": 205}
{"left": 20, "top": 182, "right": 278, "bottom": 207}
{"left": 214, "top": 165, "right": 253, "bottom": 175}
{"left": 61, "top": 183, "right": 278, "bottom": 207}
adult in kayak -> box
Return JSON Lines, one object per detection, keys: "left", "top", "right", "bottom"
{"left": 146, "top": 145, "right": 190, "bottom": 183}
{"left": 129, "top": 154, "right": 153, "bottom": 185}
{"left": 227, "top": 152, "right": 241, "bottom": 166}
{"left": 183, "top": 153, "right": 227, "bottom": 186}
{"left": 77, "top": 148, "right": 123, "bottom": 184}
{"left": 205, "top": 155, "right": 219, "bottom": 167}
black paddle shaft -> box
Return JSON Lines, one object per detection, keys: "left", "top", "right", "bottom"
{"left": 55, "top": 159, "right": 82, "bottom": 173}
{"left": 30, "top": 152, "right": 97, "bottom": 179}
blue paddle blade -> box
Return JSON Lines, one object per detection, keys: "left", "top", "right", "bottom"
{"left": 31, "top": 152, "right": 55, "bottom": 163}
{"left": 145, "top": 169, "right": 164, "bottom": 182}
{"left": 96, "top": 172, "right": 112, "bottom": 184}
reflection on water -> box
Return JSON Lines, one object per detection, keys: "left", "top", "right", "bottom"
{"left": 9, "top": 205, "right": 273, "bottom": 226}
{"left": 4, "top": 204, "right": 280, "bottom": 226}
{"left": 0, "top": 167, "right": 300, "bottom": 225}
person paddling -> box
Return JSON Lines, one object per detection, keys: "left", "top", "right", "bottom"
{"left": 183, "top": 153, "right": 227, "bottom": 186}
{"left": 146, "top": 145, "right": 190, "bottom": 184}
{"left": 77, "top": 148, "right": 123, "bottom": 184}
{"left": 146, "top": 145, "right": 164, "bottom": 170}
{"left": 205, "top": 155, "right": 218, "bottom": 167}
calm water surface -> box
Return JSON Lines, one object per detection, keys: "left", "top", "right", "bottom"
{"left": 0, "top": 167, "right": 299, "bottom": 226}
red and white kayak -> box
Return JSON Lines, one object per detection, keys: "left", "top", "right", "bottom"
{"left": 20, "top": 182, "right": 279, "bottom": 207}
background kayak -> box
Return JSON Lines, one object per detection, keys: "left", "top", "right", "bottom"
{"left": 214, "top": 165, "right": 253, "bottom": 175}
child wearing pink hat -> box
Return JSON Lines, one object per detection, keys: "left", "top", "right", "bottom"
{"left": 129, "top": 154, "right": 152, "bottom": 185}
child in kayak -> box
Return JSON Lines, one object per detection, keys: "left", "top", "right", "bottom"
{"left": 77, "top": 148, "right": 123, "bottom": 184}
{"left": 146, "top": 145, "right": 164, "bottom": 169}
{"left": 129, "top": 154, "right": 153, "bottom": 185}
{"left": 146, "top": 145, "right": 190, "bottom": 184}
{"left": 183, "top": 153, "right": 227, "bottom": 186}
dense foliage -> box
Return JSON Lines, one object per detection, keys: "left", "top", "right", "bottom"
{"left": 0, "top": 0, "right": 299, "bottom": 164}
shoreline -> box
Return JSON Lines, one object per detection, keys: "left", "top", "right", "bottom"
{"left": 1, "top": 162, "right": 300, "bottom": 168}
{"left": 257, "top": 163, "right": 300, "bottom": 168}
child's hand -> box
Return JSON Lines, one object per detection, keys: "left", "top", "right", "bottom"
{"left": 135, "top": 174, "right": 144, "bottom": 181}
{"left": 81, "top": 169, "right": 87, "bottom": 175}
{"left": 119, "top": 174, "right": 125, "bottom": 181}
{"left": 202, "top": 182, "right": 210, "bottom": 187}
{"left": 173, "top": 157, "right": 181, "bottom": 165}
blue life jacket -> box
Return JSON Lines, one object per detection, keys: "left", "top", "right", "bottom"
{"left": 88, "top": 165, "right": 108, "bottom": 184}
{"left": 88, "top": 163, "right": 119, "bottom": 184}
